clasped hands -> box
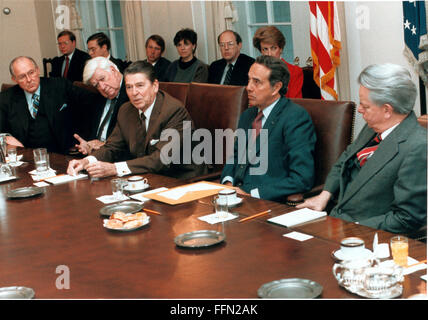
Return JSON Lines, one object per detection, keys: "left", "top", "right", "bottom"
{"left": 67, "top": 158, "right": 117, "bottom": 178}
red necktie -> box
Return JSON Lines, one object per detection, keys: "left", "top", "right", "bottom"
{"left": 63, "top": 56, "right": 69, "bottom": 78}
{"left": 356, "top": 134, "right": 382, "bottom": 167}
{"left": 251, "top": 111, "right": 263, "bottom": 140}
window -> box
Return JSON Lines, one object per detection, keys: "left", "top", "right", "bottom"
{"left": 77, "top": 0, "right": 127, "bottom": 60}
{"left": 233, "top": 0, "right": 295, "bottom": 62}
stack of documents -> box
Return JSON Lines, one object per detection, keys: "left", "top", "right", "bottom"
{"left": 267, "top": 208, "right": 327, "bottom": 227}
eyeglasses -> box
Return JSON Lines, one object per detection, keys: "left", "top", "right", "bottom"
{"left": 15, "top": 69, "right": 38, "bottom": 82}
{"left": 219, "top": 42, "right": 236, "bottom": 48}
{"left": 57, "top": 41, "right": 70, "bottom": 46}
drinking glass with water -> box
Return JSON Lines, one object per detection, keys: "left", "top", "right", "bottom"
{"left": 33, "top": 148, "right": 49, "bottom": 172}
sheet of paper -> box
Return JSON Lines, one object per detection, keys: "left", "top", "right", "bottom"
{"left": 283, "top": 231, "right": 314, "bottom": 241}
{"left": 29, "top": 168, "right": 57, "bottom": 181}
{"left": 96, "top": 194, "right": 130, "bottom": 204}
{"left": 33, "top": 181, "right": 50, "bottom": 187}
{"left": 198, "top": 212, "right": 238, "bottom": 224}
{"left": 44, "top": 173, "right": 88, "bottom": 185}
{"left": 129, "top": 187, "right": 169, "bottom": 202}
{"left": 267, "top": 208, "right": 327, "bottom": 227}
{"left": 157, "top": 182, "right": 224, "bottom": 200}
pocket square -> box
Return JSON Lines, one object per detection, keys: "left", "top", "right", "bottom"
{"left": 150, "top": 139, "right": 159, "bottom": 146}
{"left": 59, "top": 103, "right": 68, "bottom": 111}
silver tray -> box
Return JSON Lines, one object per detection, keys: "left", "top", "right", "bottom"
{"left": 258, "top": 278, "right": 323, "bottom": 299}
{"left": 0, "top": 286, "right": 35, "bottom": 299}
{"left": 6, "top": 186, "right": 44, "bottom": 199}
{"left": 174, "top": 230, "right": 226, "bottom": 248}
{"left": 348, "top": 284, "right": 403, "bottom": 299}
{"left": 99, "top": 201, "right": 143, "bottom": 216}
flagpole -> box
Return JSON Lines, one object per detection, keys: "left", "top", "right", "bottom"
{"left": 419, "top": 77, "right": 427, "bottom": 115}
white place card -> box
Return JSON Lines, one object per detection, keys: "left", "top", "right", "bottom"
{"left": 43, "top": 173, "right": 88, "bottom": 185}
{"left": 96, "top": 194, "right": 130, "bottom": 204}
{"left": 283, "top": 231, "right": 314, "bottom": 242}
{"left": 33, "top": 181, "right": 50, "bottom": 187}
{"left": 267, "top": 208, "right": 327, "bottom": 227}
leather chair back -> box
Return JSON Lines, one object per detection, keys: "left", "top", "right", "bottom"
{"left": 73, "top": 81, "right": 100, "bottom": 95}
{"left": 417, "top": 114, "right": 428, "bottom": 128}
{"left": 1, "top": 83, "right": 15, "bottom": 92}
{"left": 158, "top": 82, "right": 189, "bottom": 106}
{"left": 291, "top": 98, "right": 356, "bottom": 187}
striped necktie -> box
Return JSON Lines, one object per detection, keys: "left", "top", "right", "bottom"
{"left": 140, "top": 112, "right": 147, "bottom": 136}
{"left": 223, "top": 64, "right": 233, "bottom": 85}
{"left": 356, "top": 134, "right": 382, "bottom": 167}
{"left": 31, "top": 93, "right": 40, "bottom": 119}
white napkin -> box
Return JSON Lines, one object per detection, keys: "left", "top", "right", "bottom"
{"left": 29, "top": 168, "right": 57, "bottom": 181}
{"left": 283, "top": 231, "right": 314, "bottom": 242}
{"left": 267, "top": 208, "right": 327, "bottom": 227}
{"left": 379, "top": 257, "right": 427, "bottom": 275}
{"left": 198, "top": 212, "right": 238, "bottom": 224}
{"left": 129, "top": 187, "right": 169, "bottom": 202}
{"left": 0, "top": 175, "right": 16, "bottom": 183}
{"left": 96, "top": 194, "right": 130, "bottom": 204}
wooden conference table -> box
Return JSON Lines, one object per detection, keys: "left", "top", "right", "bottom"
{"left": 0, "top": 148, "right": 426, "bottom": 299}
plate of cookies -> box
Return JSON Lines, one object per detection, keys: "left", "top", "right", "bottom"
{"left": 103, "top": 211, "right": 150, "bottom": 232}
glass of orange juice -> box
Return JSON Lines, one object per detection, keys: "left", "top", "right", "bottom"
{"left": 390, "top": 236, "right": 408, "bottom": 267}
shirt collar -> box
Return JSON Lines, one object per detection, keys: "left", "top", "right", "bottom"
{"left": 380, "top": 122, "right": 400, "bottom": 140}
{"left": 258, "top": 98, "right": 280, "bottom": 120}
{"left": 138, "top": 97, "right": 156, "bottom": 122}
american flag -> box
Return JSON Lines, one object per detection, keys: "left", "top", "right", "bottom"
{"left": 403, "top": 1, "right": 428, "bottom": 84}
{"left": 309, "top": 1, "right": 342, "bottom": 101}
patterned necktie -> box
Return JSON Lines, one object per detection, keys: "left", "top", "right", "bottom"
{"left": 356, "top": 134, "right": 382, "bottom": 167}
{"left": 31, "top": 93, "right": 40, "bottom": 119}
{"left": 63, "top": 56, "right": 69, "bottom": 78}
{"left": 251, "top": 111, "right": 263, "bottom": 141}
{"left": 223, "top": 64, "right": 233, "bottom": 85}
{"left": 140, "top": 112, "right": 147, "bottom": 137}
{"left": 96, "top": 98, "right": 117, "bottom": 141}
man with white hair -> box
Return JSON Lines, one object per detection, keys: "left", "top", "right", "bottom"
{"left": 73, "top": 56, "right": 129, "bottom": 154}
{"left": 297, "top": 63, "right": 427, "bottom": 234}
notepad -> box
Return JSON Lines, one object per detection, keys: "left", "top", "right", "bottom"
{"left": 267, "top": 208, "right": 327, "bottom": 227}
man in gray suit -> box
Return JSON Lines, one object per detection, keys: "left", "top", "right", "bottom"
{"left": 297, "top": 63, "right": 427, "bottom": 234}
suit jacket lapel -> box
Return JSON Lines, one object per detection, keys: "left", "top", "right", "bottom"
{"left": 143, "top": 92, "right": 164, "bottom": 152}
{"left": 339, "top": 114, "right": 415, "bottom": 206}
{"left": 12, "top": 88, "right": 30, "bottom": 139}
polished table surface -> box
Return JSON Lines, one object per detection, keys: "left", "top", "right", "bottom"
{"left": 0, "top": 148, "right": 426, "bottom": 299}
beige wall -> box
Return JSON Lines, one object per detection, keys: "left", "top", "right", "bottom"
{"left": 0, "top": 0, "right": 44, "bottom": 84}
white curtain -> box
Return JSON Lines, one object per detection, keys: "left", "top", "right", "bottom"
{"left": 208, "top": 1, "right": 238, "bottom": 60}
{"left": 58, "top": 0, "right": 85, "bottom": 49}
{"left": 121, "top": 0, "right": 146, "bottom": 61}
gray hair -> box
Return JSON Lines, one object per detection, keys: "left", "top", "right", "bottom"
{"left": 358, "top": 63, "right": 417, "bottom": 114}
{"left": 83, "top": 56, "right": 119, "bottom": 84}
{"left": 9, "top": 56, "right": 38, "bottom": 77}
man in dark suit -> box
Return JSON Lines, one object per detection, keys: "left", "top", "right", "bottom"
{"left": 208, "top": 30, "right": 255, "bottom": 86}
{"left": 144, "top": 35, "right": 171, "bottom": 82}
{"left": 0, "top": 56, "right": 94, "bottom": 153}
{"left": 49, "top": 30, "right": 90, "bottom": 82}
{"left": 297, "top": 63, "right": 427, "bottom": 234}
{"left": 67, "top": 61, "right": 205, "bottom": 180}
{"left": 72, "top": 57, "right": 129, "bottom": 154}
{"left": 220, "top": 55, "right": 316, "bottom": 201}
{"left": 87, "top": 32, "right": 130, "bottom": 73}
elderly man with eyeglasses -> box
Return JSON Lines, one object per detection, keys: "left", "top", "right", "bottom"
{"left": 0, "top": 56, "right": 96, "bottom": 153}
{"left": 208, "top": 30, "right": 255, "bottom": 86}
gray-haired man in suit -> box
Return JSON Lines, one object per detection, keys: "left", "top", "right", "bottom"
{"left": 297, "top": 63, "right": 427, "bottom": 234}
